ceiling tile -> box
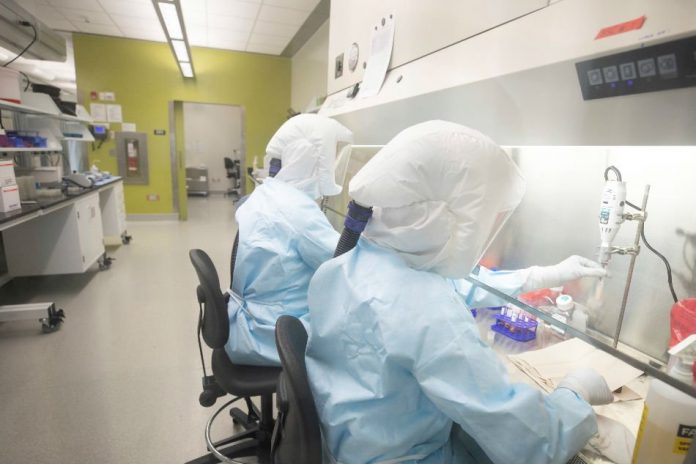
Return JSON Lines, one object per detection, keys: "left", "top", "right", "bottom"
{"left": 262, "top": 0, "right": 319, "bottom": 12}
{"left": 101, "top": 1, "right": 158, "bottom": 19}
{"left": 246, "top": 43, "right": 284, "bottom": 55}
{"left": 61, "top": 8, "right": 114, "bottom": 25}
{"left": 257, "top": 5, "right": 308, "bottom": 26}
{"left": 207, "top": 28, "right": 249, "bottom": 44}
{"left": 186, "top": 26, "right": 207, "bottom": 46}
{"left": 29, "top": 5, "right": 66, "bottom": 21}
{"left": 45, "top": 0, "right": 103, "bottom": 12}
{"left": 181, "top": 1, "right": 206, "bottom": 27}
{"left": 207, "top": 15, "right": 254, "bottom": 32}
{"left": 251, "top": 20, "right": 299, "bottom": 38}
{"left": 119, "top": 26, "right": 167, "bottom": 42}
{"left": 180, "top": 0, "right": 206, "bottom": 12}
{"left": 207, "top": 0, "right": 260, "bottom": 19}
{"left": 41, "top": 18, "right": 76, "bottom": 30}
{"left": 109, "top": 15, "right": 160, "bottom": 31}
{"left": 207, "top": 37, "right": 248, "bottom": 51}
{"left": 72, "top": 22, "right": 122, "bottom": 36}
{"left": 247, "top": 33, "right": 289, "bottom": 46}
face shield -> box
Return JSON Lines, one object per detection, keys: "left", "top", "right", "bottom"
{"left": 333, "top": 142, "right": 353, "bottom": 191}
{"left": 349, "top": 120, "right": 526, "bottom": 279}
{"left": 264, "top": 114, "right": 353, "bottom": 199}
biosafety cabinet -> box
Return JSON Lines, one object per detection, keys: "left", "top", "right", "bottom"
{"left": 321, "top": 0, "right": 696, "bottom": 408}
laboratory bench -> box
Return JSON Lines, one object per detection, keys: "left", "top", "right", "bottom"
{"left": 0, "top": 176, "right": 127, "bottom": 276}
{"left": 0, "top": 176, "right": 122, "bottom": 226}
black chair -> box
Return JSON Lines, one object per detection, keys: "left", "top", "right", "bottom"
{"left": 271, "top": 315, "right": 322, "bottom": 464}
{"left": 187, "top": 248, "right": 281, "bottom": 464}
{"left": 224, "top": 157, "right": 241, "bottom": 198}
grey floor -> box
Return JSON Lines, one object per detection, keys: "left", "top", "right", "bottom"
{"left": 0, "top": 196, "right": 242, "bottom": 463}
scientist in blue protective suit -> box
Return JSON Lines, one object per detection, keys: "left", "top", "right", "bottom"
{"left": 305, "top": 120, "right": 614, "bottom": 464}
{"left": 224, "top": 114, "right": 353, "bottom": 366}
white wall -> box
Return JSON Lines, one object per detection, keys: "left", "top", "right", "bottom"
{"left": 291, "top": 20, "right": 330, "bottom": 112}
{"left": 183, "top": 103, "right": 244, "bottom": 193}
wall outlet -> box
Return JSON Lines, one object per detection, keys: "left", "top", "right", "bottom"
{"left": 146, "top": 194, "right": 160, "bottom": 201}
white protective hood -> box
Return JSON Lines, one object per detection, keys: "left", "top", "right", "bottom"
{"left": 265, "top": 114, "right": 353, "bottom": 199}
{"left": 349, "top": 120, "right": 526, "bottom": 278}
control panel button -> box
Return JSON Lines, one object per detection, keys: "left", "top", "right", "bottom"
{"left": 602, "top": 65, "right": 619, "bottom": 83}
{"left": 638, "top": 58, "right": 657, "bottom": 77}
{"left": 657, "top": 53, "right": 678, "bottom": 76}
{"left": 587, "top": 69, "right": 603, "bottom": 85}
{"left": 619, "top": 62, "right": 637, "bottom": 80}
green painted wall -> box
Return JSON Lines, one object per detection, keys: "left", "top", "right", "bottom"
{"left": 73, "top": 34, "right": 290, "bottom": 216}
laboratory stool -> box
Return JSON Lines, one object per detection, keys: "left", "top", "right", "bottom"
{"left": 271, "top": 315, "right": 322, "bottom": 464}
{"left": 187, "top": 249, "right": 280, "bottom": 464}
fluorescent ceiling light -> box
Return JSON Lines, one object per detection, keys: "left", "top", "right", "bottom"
{"left": 180, "top": 62, "right": 194, "bottom": 78}
{"left": 158, "top": 2, "right": 183, "bottom": 39}
{"left": 171, "top": 40, "right": 189, "bottom": 62}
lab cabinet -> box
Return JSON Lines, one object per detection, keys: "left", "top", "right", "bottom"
{"left": 99, "top": 181, "right": 127, "bottom": 245}
{"left": 2, "top": 192, "right": 104, "bottom": 275}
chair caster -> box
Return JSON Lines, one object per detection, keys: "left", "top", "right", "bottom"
{"left": 200, "top": 390, "right": 218, "bottom": 408}
{"left": 200, "top": 375, "right": 225, "bottom": 407}
{"left": 40, "top": 305, "right": 65, "bottom": 333}
{"left": 122, "top": 233, "right": 132, "bottom": 245}
{"left": 98, "top": 253, "right": 114, "bottom": 270}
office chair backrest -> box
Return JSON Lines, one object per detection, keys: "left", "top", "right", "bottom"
{"left": 189, "top": 249, "right": 229, "bottom": 349}
{"left": 272, "top": 315, "right": 322, "bottom": 464}
{"left": 224, "top": 157, "right": 234, "bottom": 170}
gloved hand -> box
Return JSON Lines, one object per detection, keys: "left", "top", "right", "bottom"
{"left": 557, "top": 368, "right": 614, "bottom": 405}
{"left": 522, "top": 255, "right": 607, "bottom": 292}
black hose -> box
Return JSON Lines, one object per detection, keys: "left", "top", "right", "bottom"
{"left": 3, "top": 21, "right": 37, "bottom": 67}
{"left": 334, "top": 228, "right": 362, "bottom": 258}
{"left": 641, "top": 227, "right": 679, "bottom": 303}
{"left": 604, "top": 165, "right": 622, "bottom": 182}
{"left": 334, "top": 201, "right": 373, "bottom": 257}
{"left": 625, "top": 197, "right": 679, "bottom": 302}
{"left": 230, "top": 232, "right": 239, "bottom": 291}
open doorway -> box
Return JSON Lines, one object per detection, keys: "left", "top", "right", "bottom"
{"left": 169, "top": 101, "right": 245, "bottom": 220}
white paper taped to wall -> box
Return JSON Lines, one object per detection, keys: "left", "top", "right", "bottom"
{"left": 90, "top": 103, "right": 106, "bottom": 122}
{"left": 107, "top": 104, "right": 122, "bottom": 123}
{"left": 359, "top": 14, "right": 395, "bottom": 99}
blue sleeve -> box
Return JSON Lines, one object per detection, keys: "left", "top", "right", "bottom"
{"left": 293, "top": 204, "right": 340, "bottom": 270}
{"left": 453, "top": 266, "right": 530, "bottom": 308}
{"left": 400, "top": 291, "right": 597, "bottom": 464}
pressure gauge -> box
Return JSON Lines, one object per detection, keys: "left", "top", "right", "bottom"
{"left": 348, "top": 42, "right": 359, "bottom": 72}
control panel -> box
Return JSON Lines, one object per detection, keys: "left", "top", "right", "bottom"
{"left": 576, "top": 35, "right": 696, "bottom": 100}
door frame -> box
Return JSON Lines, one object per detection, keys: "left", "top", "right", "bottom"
{"left": 168, "top": 100, "right": 247, "bottom": 219}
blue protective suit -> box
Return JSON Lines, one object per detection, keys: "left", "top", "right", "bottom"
{"left": 225, "top": 177, "right": 338, "bottom": 366}
{"left": 305, "top": 240, "right": 597, "bottom": 464}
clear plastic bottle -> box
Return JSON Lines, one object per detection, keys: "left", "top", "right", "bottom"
{"left": 633, "top": 335, "right": 696, "bottom": 463}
